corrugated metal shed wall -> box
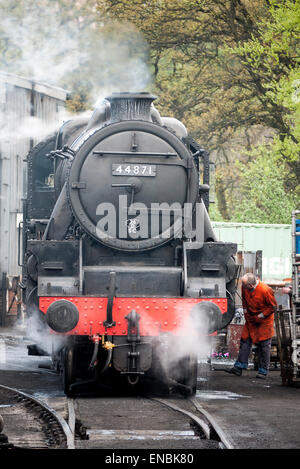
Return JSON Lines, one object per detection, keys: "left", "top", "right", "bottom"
{"left": 212, "top": 222, "right": 292, "bottom": 282}
{"left": 0, "top": 72, "right": 67, "bottom": 277}
{"left": 0, "top": 82, "right": 31, "bottom": 277}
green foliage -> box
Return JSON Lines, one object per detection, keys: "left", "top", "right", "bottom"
{"left": 232, "top": 146, "right": 297, "bottom": 224}
{"left": 208, "top": 203, "right": 224, "bottom": 222}
{"left": 226, "top": 0, "right": 300, "bottom": 222}
{"left": 229, "top": 0, "right": 300, "bottom": 156}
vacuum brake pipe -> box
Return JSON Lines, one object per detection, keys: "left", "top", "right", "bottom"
{"left": 69, "top": 341, "right": 113, "bottom": 393}
{"left": 88, "top": 337, "right": 100, "bottom": 371}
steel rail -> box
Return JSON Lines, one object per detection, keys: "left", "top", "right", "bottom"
{"left": 149, "top": 396, "right": 234, "bottom": 449}
{"left": 190, "top": 397, "right": 234, "bottom": 449}
{"left": 0, "top": 384, "right": 74, "bottom": 449}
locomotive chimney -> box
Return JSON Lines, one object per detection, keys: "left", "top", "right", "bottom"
{"left": 106, "top": 92, "right": 157, "bottom": 122}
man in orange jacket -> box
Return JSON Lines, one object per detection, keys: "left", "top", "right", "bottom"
{"left": 229, "top": 272, "right": 277, "bottom": 379}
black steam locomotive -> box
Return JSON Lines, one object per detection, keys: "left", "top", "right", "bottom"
{"left": 23, "top": 92, "right": 237, "bottom": 395}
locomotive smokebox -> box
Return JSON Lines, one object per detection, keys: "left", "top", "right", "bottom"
{"left": 106, "top": 92, "right": 157, "bottom": 122}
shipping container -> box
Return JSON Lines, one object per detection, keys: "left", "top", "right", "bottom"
{"left": 212, "top": 221, "right": 292, "bottom": 282}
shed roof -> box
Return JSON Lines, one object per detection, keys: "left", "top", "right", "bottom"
{"left": 0, "top": 70, "right": 69, "bottom": 102}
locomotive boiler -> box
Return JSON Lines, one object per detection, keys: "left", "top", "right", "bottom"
{"left": 23, "top": 92, "right": 237, "bottom": 395}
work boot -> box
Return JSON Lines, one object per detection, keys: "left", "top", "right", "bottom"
{"left": 228, "top": 366, "right": 242, "bottom": 376}
{"left": 256, "top": 373, "right": 267, "bottom": 380}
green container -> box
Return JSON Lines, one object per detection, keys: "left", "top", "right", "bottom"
{"left": 212, "top": 222, "right": 292, "bottom": 282}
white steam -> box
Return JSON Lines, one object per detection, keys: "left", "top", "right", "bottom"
{"left": 25, "top": 307, "right": 66, "bottom": 356}
{"left": 150, "top": 310, "right": 212, "bottom": 382}
{"left": 0, "top": 2, "right": 151, "bottom": 143}
{"left": 0, "top": 1, "right": 152, "bottom": 101}
{"left": 0, "top": 15, "right": 80, "bottom": 84}
{"left": 1, "top": 112, "right": 63, "bottom": 143}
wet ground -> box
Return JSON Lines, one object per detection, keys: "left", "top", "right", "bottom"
{"left": 0, "top": 326, "right": 63, "bottom": 398}
{"left": 0, "top": 326, "right": 300, "bottom": 449}
{"left": 199, "top": 366, "right": 300, "bottom": 449}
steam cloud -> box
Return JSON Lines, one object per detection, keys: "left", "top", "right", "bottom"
{"left": 0, "top": 0, "right": 152, "bottom": 141}
{"left": 0, "top": 2, "right": 151, "bottom": 90}
{"left": 156, "top": 312, "right": 212, "bottom": 382}
{"left": 25, "top": 306, "right": 66, "bottom": 356}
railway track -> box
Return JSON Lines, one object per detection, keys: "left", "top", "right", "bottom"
{"left": 0, "top": 386, "right": 233, "bottom": 450}
{"left": 66, "top": 394, "right": 234, "bottom": 450}
{"left": 0, "top": 384, "right": 73, "bottom": 449}
{"left": 0, "top": 333, "right": 234, "bottom": 450}
{"left": 150, "top": 397, "right": 234, "bottom": 449}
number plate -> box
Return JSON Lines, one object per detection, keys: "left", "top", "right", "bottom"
{"left": 112, "top": 164, "right": 156, "bottom": 177}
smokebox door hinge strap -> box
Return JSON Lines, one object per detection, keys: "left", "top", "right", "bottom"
{"left": 104, "top": 271, "right": 116, "bottom": 328}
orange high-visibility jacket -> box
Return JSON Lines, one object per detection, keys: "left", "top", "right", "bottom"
{"left": 241, "top": 281, "right": 277, "bottom": 343}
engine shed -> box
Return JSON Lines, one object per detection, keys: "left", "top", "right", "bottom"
{"left": 0, "top": 71, "right": 68, "bottom": 326}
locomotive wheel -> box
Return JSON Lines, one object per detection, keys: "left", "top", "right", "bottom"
{"left": 182, "top": 354, "right": 198, "bottom": 395}
{"left": 176, "top": 354, "right": 198, "bottom": 396}
{"left": 62, "top": 345, "right": 76, "bottom": 396}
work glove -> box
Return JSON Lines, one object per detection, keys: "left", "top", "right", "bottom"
{"left": 253, "top": 312, "right": 265, "bottom": 324}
